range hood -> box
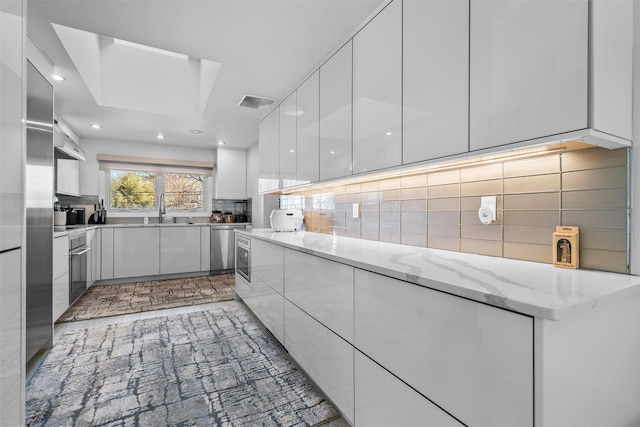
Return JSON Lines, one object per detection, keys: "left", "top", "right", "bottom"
{"left": 53, "top": 124, "right": 86, "bottom": 161}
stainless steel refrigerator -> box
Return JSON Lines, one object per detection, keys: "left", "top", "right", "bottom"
{"left": 25, "top": 60, "right": 53, "bottom": 362}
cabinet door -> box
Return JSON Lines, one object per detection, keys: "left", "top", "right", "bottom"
{"left": 296, "top": 70, "right": 320, "bottom": 185}
{"left": 352, "top": 0, "right": 402, "bottom": 173}
{"left": 0, "top": 249, "right": 22, "bottom": 425}
{"left": 92, "top": 228, "right": 101, "bottom": 285}
{"left": 0, "top": 2, "right": 23, "bottom": 253}
{"left": 355, "top": 350, "right": 464, "bottom": 427}
{"left": 200, "top": 226, "right": 210, "bottom": 272}
{"left": 236, "top": 274, "right": 284, "bottom": 344}
{"left": 215, "top": 148, "right": 247, "bottom": 199}
{"left": 86, "top": 229, "right": 94, "bottom": 287}
{"left": 470, "top": 0, "right": 588, "bottom": 151}
{"left": 113, "top": 227, "right": 159, "bottom": 278}
{"left": 403, "top": 0, "right": 469, "bottom": 163}
{"left": 160, "top": 226, "right": 201, "bottom": 274}
{"left": 101, "top": 228, "right": 114, "bottom": 280}
{"left": 355, "top": 269, "right": 533, "bottom": 427}
{"left": 251, "top": 238, "right": 284, "bottom": 294}
{"left": 56, "top": 158, "right": 80, "bottom": 196}
{"left": 284, "top": 300, "right": 354, "bottom": 424}
{"left": 258, "top": 108, "right": 280, "bottom": 193}
{"left": 284, "top": 249, "right": 353, "bottom": 343}
{"left": 319, "top": 41, "right": 352, "bottom": 181}
{"left": 279, "top": 92, "right": 297, "bottom": 188}
{"left": 52, "top": 272, "right": 69, "bottom": 321}
{"left": 52, "top": 235, "right": 69, "bottom": 280}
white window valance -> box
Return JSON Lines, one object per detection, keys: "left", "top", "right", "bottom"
{"left": 97, "top": 154, "right": 214, "bottom": 176}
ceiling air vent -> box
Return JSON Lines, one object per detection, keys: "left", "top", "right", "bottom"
{"left": 238, "top": 95, "right": 275, "bottom": 110}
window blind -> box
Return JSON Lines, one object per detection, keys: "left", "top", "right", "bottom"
{"left": 97, "top": 154, "right": 214, "bottom": 176}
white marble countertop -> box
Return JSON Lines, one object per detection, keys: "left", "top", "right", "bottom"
{"left": 237, "top": 228, "right": 640, "bottom": 321}
{"left": 53, "top": 222, "right": 251, "bottom": 238}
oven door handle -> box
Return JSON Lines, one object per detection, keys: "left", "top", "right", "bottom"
{"left": 70, "top": 248, "right": 91, "bottom": 256}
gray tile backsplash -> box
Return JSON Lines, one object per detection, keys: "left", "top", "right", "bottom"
{"left": 280, "top": 146, "right": 629, "bottom": 273}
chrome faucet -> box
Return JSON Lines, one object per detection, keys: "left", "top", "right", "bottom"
{"left": 159, "top": 192, "right": 166, "bottom": 223}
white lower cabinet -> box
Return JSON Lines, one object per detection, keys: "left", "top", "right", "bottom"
{"left": 160, "top": 226, "right": 201, "bottom": 275}
{"left": 284, "top": 299, "right": 354, "bottom": 424}
{"left": 86, "top": 228, "right": 100, "bottom": 288}
{"left": 354, "top": 269, "right": 533, "bottom": 427}
{"left": 284, "top": 249, "right": 353, "bottom": 342}
{"left": 251, "top": 238, "right": 284, "bottom": 293}
{"left": 355, "top": 350, "right": 463, "bottom": 427}
{"left": 236, "top": 273, "right": 284, "bottom": 344}
{"left": 52, "top": 235, "right": 69, "bottom": 320}
{"left": 200, "top": 226, "right": 210, "bottom": 271}
{"left": 52, "top": 272, "right": 69, "bottom": 321}
{"left": 101, "top": 228, "right": 114, "bottom": 280}
{"left": 0, "top": 249, "right": 22, "bottom": 427}
{"left": 113, "top": 227, "right": 159, "bottom": 278}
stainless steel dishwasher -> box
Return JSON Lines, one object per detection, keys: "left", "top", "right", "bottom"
{"left": 210, "top": 224, "right": 246, "bottom": 272}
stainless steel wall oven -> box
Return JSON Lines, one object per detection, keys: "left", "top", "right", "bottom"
{"left": 235, "top": 235, "right": 250, "bottom": 282}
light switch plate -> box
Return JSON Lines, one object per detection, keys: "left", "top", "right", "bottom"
{"left": 352, "top": 203, "right": 359, "bottom": 219}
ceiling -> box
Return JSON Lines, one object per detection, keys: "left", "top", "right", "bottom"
{"left": 27, "top": 0, "right": 385, "bottom": 150}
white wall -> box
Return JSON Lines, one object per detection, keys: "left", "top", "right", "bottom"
{"left": 79, "top": 138, "right": 215, "bottom": 215}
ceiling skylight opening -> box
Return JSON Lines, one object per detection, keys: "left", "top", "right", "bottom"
{"left": 113, "top": 38, "right": 189, "bottom": 60}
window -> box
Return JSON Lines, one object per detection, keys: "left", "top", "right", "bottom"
{"left": 110, "top": 170, "right": 156, "bottom": 209}
{"left": 98, "top": 154, "right": 213, "bottom": 212}
{"left": 163, "top": 173, "right": 204, "bottom": 210}
{"left": 108, "top": 170, "right": 205, "bottom": 211}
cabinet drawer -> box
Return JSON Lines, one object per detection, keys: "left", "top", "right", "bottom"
{"left": 237, "top": 274, "right": 284, "bottom": 344}
{"left": 251, "top": 239, "right": 284, "bottom": 294}
{"left": 355, "top": 350, "right": 463, "bottom": 427}
{"left": 355, "top": 269, "right": 533, "bottom": 426}
{"left": 284, "top": 300, "right": 354, "bottom": 424}
{"left": 284, "top": 249, "right": 354, "bottom": 343}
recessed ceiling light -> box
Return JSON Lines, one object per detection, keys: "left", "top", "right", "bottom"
{"left": 52, "top": 74, "right": 66, "bottom": 81}
{"left": 190, "top": 129, "right": 204, "bottom": 134}
{"left": 90, "top": 124, "right": 102, "bottom": 129}
{"left": 385, "top": 131, "right": 393, "bottom": 136}
{"left": 329, "top": 150, "right": 336, "bottom": 155}
{"left": 157, "top": 133, "right": 165, "bottom": 140}
{"left": 218, "top": 141, "right": 225, "bottom": 145}
{"left": 289, "top": 149, "right": 295, "bottom": 153}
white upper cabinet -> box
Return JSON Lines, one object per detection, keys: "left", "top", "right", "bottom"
{"left": 320, "top": 40, "right": 353, "bottom": 181}
{"left": 591, "top": 0, "right": 633, "bottom": 142}
{"left": 56, "top": 158, "right": 80, "bottom": 196}
{"left": 296, "top": 70, "right": 320, "bottom": 185}
{"left": 279, "top": 92, "right": 298, "bottom": 188}
{"left": 215, "top": 148, "right": 247, "bottom": 199}
{"left": 258, "top": 107, "right": 280, "bottom": 193}
{"left": 469, "top": 0, "right": 588, "bottom": 151}
{"left": 352, "top": 0, "right": 402, "bottom": 174}
{"left": 403, "top": 0, "right": 469, "bottom": 164}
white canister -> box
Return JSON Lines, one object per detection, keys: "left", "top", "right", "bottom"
{"left": 54, "top": 211, "right": 67, "bottom": 226}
